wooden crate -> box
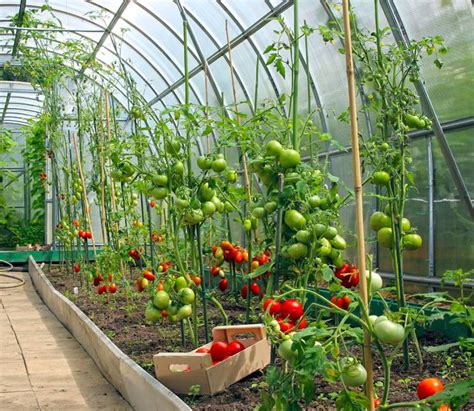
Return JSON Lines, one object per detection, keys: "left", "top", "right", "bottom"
{"left": 153, "top": 324, "right": 271, "bottom": 395}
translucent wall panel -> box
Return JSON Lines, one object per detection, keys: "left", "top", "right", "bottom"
{"left": 395, "top": 0, "right": 474, "bottom": 122}
{"left": 433, "top": 137, "right": 474, "bottom": 275}
{"left": 445, "top": 128, "right": 474, "bottom": 198}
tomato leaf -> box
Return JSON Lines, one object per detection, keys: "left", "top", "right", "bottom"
{"left": 246, "top": 262, "right": 274, "bottom": 279}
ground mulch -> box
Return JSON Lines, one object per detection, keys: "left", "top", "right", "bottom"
{"left": 45, "top": 266, "right": 473, "bottom": 410}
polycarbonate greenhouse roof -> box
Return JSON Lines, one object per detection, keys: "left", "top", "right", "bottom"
{"left": 0, "top": 1, "right": 472, "bottom": 128}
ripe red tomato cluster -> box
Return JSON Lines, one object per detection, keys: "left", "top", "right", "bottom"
{"left": 263, "top": 298, "right": 306, "bottom": 333}
{"left": 72, "top": 219, "right": 80, "bottom": 227}
{"left": 78, "top": 229, "right": 92, "bottom": 240}
{"left": 129, "top": 249, "right": 141, "bottom": 260}
{"left": 250, "top": 250, "right": 272, "bottom": 279}
{"left": 196, "top": 340, "right": 246, "bottom": 365}
{"left": 92, "top": 272, "right": 117, "bottom": 295}
{"left": 330, "top": 295, "right": 352, "bottom": 310}
{"left": 334, "top": 263, "right": 360, "bottom": 288}
{"left": 219, "top": 241, "right": 249, "bottom": 264}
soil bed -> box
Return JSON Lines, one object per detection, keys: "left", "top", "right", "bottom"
{"left": 45, "top": 266, "right": 472, "bottom": 410}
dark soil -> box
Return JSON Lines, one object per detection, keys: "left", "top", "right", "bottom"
{"left": 45, "top": 267, "right": 473, "bottom": 411}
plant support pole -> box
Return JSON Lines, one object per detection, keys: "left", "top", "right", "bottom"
{"left": 341, "top": 1, "right": 374, "bottom": 409}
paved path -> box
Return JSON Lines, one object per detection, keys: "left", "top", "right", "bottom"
{"left": 0, "top": 271, "right": 132, "bottom": 410}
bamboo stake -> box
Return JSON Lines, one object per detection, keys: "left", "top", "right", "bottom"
{"left": 98, "top": 92, "right": 108, "bottom": 243}
{"left": 71, "top": 132, "right": 97, "bottom": 259}
{"left": 341, "top": 1, "right": 374, "bottom": 409}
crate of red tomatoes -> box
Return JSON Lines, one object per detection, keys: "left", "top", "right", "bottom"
{"left": 153, "top": 324, "right": 271, "bottom": 395}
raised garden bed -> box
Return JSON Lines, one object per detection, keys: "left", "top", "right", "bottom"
{"left": 38, "top": 262, "right": 473, "bottom": 410}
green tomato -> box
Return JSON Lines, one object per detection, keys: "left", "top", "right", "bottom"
{"left": 401, "top": 217, "right": 411, "bottom": 232}
{"left": 152, "top": 174, "right": 168, "bottom": 186}
{"left": 266, "top": 140, "right": 283, "bottom": 157}
{"left": 279, "top": 149, "right": 301, "bottom": 169}
{"left": 330, "top": 250, "right": 344, "bottom": 268}
{"left": 367, "top": 271, "right": 383, "bottom": 293}
{"left": 224, "top": 201, "right": 235, "bottom": 213}
{"left": 402, "top": 233, "right": 422, "bottom": 250}
{"left": 323, "top": 226, "right": 338, "bottom": 240}
{"left": 278, "top": 339, "right": 297, "bottom": 362}
{"left": 372, "top": 171, "right": 390, "bottom": 186}
{"left": 175, "top": 277, "right": 188, "bottom": 291}
{"left": 226, "top": 169, "right": 237, "bottom": 183}
{"left": 295, "top": 230, "right": 312, "bottom": 244}
{"left": 308, "top": 195, "right": 322, "bottom": 208}
{"left": 166, "top": 304, "right": 178, "bottom": 316}
{"left": 173, "top": 161, "right": 185, "bottom": 174}
{"left": 202, "top": 201, "right": 216, "bottom": 217}
{"left": 211, "top": 196, "right": 224, "bottom": 213}
{"left": 176, "top": 304, "right": 193, "bottom": 321}
{"left": 370, "top": 211, "right": 391, "bottom": 231}
{"left": 374, "top": 318, "right": 405, "bottom": 345}
{"left": 284, "top": 172, "right": 300, "bottom": 185}
{"left": 184, "top": 209, "right": 204, "bottom": 225}
{"left": 211, "top": 158, "right": 227, "bottom": 173}
{"left": 284, "top": 209, "right": 306, "bottom": 230}
{"left": 243, "top": 219, "right": 252, "bottom": 232}
{"left": 264, "top": 201, "right": 278, "bottom": 214}
{"left": 153, "top": 291, "right": 170, "bottom": 310}
{"left": 330, "top": 234, "right": 346, "bottom": 250}
{"left": 317, "top": 238, "right": 332, "bottom": 257}
{"left": 178, "top": 288, "right": 195, "bottom": 305}
{"left": 150, "top": 187, "right": 168, "bottom": 200}
{"left": 252, "top": 207, "right": 266, "bottom": 219}
{"left": 340, "top": 360, "right": 367, "bottom": 387}
{"left": 175, "top": 198, "right": 190, "bottom": 210}
{"left": 319, "top": 197, "right": 329, "bottom": 210}
{"left": 377, "top": 227, "right": 393, "bottom": 248}
{"left": 145, "top": 302, "right": 162, "bottom": 322}
{"left": 314, "top": 223, "right": 327, "bottom": 237}
{"left": 198, "top": 183, "right": 215, "bottom": 202}
{"left": 287, "top": 243, "right": 308, "bottom": 260}
{"left": 197, "top": 156, "right": 212, "bottom": 170}
{"left": 404, "top": 113, "right": 426, "bottom": 130}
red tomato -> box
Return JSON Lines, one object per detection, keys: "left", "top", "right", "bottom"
{"left": 297, "top": 318, "right": 307, "bottom": 329}
{"left": 278, "top": 321, "right": 294, "bottom": 333}
{"left": 340, "top": 295, "right": 352, "bottom": 310}
{"left": 86, "top": 231, "right": 92, "bottom": 239}
{"left": 98, "top": 285, "right": 107, "bottom": 295}
{"left": 136, "top": 278, "right": 144, "bottom": 292}
{"left": 73, "top": 263, "right": 80, "bottom": 273}
{"left": 93, "top": 277, "right": 101, "bottom": 287}
{"left": 193, "top": 276, "right": 202, "bottom": 286}
{"left": 417, "top": 377, "right": 444, "bottom": 400}
{"left": 220, "top": 241, "right": 234, "bottom": 251}
{"left": 335, "top": 264, "right": 360, "bottom": 288}
{"left": 72, "top": 219, "right": 79, "bottom": 227}
{"left": 250, "top": 282, "right": 260, "bottom": 295}
{"left": 262, "top": 298, "right": 282, "bottom": 316}
{"left": 234, "top": 251, "right": 244, "bottom": 264}
{"left": 374, "top": 398, "right": 381, "bottom": 408}
{"left": 241, "top": 284, "right": 248, "bottom": 299}
{"left": 149, "top": 200, "right": 155, "bottom": 208}
{"left": 257, "top": 254, "right": 269, "bottom": 265}
{"left": 281, "top": 299, "right": 304, "bottom": 321}
{"left": 108, "top": 283, "right": 117, "bottom": 293}
{"left": 211, "top": 266, "right": 220, "bottom": 277}
{"left": 161, "top": 310, "right": 168, "bottom": 317}
{"left": 78, "top": 230, "right": 85, "bottom": 238}
{"left": 264, "top": 249, "right": 271, "bottom": 257}
{"left": 218, "top": 278, "right": 228, "bottom": 292}
{"left": 227, "top": 341, "right": 245, "bottom": 356}
{"left": 196, "top": 347, "right": 210, "bottom": 354}
{"left": 210, "top": 341, "right": 229, "bottom": 362}
{"left": 143, "top": 270, "right": 155, "bottom": 281}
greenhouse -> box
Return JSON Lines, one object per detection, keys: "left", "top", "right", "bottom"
{"left": 0, "top": 0, "right": 472, "bottom": 410}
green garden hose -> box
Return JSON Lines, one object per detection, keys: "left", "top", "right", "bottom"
{"left": 0, "top": 260, "right": 25, "bottom": 289}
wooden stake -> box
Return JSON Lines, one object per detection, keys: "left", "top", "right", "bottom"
{"left": 341, "top": 1, "right": 374, "bottom": 409}
{"left": 71, "top": 132, "right": 97, "bottom": 259}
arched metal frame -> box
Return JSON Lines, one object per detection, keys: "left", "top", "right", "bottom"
{"left": 0, "top": 0, "right": 472, "bottom": 281}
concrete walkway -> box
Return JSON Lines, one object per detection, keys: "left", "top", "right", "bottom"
{"left": 0, "top": 271, "right": 132, "bottom": 410}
